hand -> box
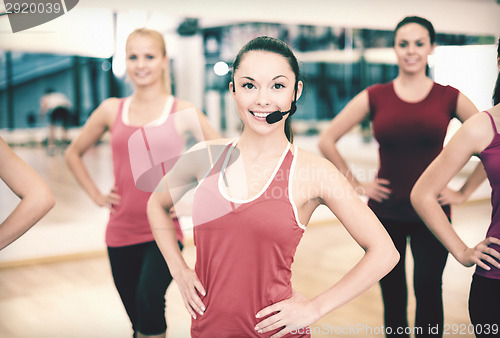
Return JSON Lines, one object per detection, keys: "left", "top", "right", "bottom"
{"left": 95, "top": 186, "right": 121, "bottom": 212}
{"left": 254, "top": 290, "right": 320, "bottom": 338}
{"left": 437, "top": 187, "right": 467, "bottom": 206}
{"left": 175, "top": 268, "right": 206, "bottom": 320}
{"left": 457, "top": 237, "right": 500, "bottom": 270}
{"left": 356, "top": 178, "right": 391, "bottom": 203}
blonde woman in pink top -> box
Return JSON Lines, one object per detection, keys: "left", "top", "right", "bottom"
{"left": 65, "top": 28, "right": 218, "bottom": 338}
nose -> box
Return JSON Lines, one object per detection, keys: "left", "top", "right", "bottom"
{"left": 407, "top": 43, "right": 416, "bottom": 54}
{"left": 256, "top": 88, "right": 270, "bottom": 107}
{"left": 137, "top": 56, "right": 145, "bottom": 68}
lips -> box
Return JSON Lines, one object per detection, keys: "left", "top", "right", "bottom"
{"left": 250, "top": 111, "right": 271, "bottom": 119}
{"left": 134, "top": 72, "right": 150, "bottom": 78}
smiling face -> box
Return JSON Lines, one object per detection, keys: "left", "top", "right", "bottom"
{"left": 125, "top": 34, "right": 167, "bottom": 88}
{"left": 394, "top": 23, "right": 435, "bottom": 75}
{"left": 231, "top": 50, "right": 302, "bottom": 136}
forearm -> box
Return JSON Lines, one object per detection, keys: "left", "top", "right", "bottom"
{"left": 318, "top": 141, "right": 361, "bottom": 189}
{"left": 0, "top": 186, "right": 55, "bottom": 250}
{"left": 412, "top": 190, "right": 468, "bottom": 262}
{"left": 458, "top": 162, "right": 487, "bottom": 200}
{"left": 65, "top": 148, "right": 103, "bottom": 204}
{"left": 147, "top": 195, "right": 189, "bottom": 279}
{"left": 310, "top": 241, "right": 398, "bottom": 317}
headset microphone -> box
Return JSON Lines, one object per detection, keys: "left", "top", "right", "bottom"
{"left": 265, "top": 101, "right": 297, "bottom": 124}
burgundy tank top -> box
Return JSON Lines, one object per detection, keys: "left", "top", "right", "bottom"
{"left": 367, "top": 82, "right": 459, "bottom": 222}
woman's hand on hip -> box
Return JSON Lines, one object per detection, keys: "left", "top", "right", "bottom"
{"left": 358, "top": 178, "right": 391, "bottom": 203}
{"left": 255, "top": 290, "right": 320, "bottom": 338}
{"left": 176, "top": 268, "right": 206, "bottom": 319}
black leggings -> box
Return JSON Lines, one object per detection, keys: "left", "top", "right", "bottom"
{"left": 379, "top": 218, "right": 448, "bottom": 337}
{"left": 469, "top": 274, "right": 500, "bottom": 337}
{"left": 108, "top": 240, "right": 183, "bottom": 336}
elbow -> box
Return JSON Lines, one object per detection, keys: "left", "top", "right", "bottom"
{"left": 388, "top": 246, "right": 400, "bottom": 271}
{"left": 146, "top": 194, "right": 157, "bottom": 222}
{"left": 64, "top": 144, "right": 74, "bottom": 166}
{"left": 410, "top": 181, "right": 426, "bottom": 212}
{"left": 45, "top": 190, "right": 56, "bottom": 212}
{"left": 317, "top": 132, "right": 330, "bottom": 157}
{"left": 147, "top": 193, "right": 165, "bottom": 223}
{"left": 38, "top": 187, "right": 56, "bottom": 215}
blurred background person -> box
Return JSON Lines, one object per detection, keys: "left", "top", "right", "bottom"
{"left": 412, "top": 37, "right": 500, "bottom": 338}
{"left": 318, "top": 16, "right": 482, "bottom": 337}
{"left": 65, "top": 28, "right": 219, "bottom": 338}
{"left": 39, "top": 88, "right": 73, "bottom": 155}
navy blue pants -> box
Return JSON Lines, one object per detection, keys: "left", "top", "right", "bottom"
{"left": 108, "top": 240, "right": 183, "bottom": 336}
{"left": 379, "top": 218, "right": 448, "bottom": 337}
{"left": 469, "top": 274, "right": 500, "bottom": 337}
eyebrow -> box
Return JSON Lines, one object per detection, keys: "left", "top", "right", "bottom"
{"left": 238, "top": 75, "right": 288, "bottom": 81}
{"left": 398, "top": 37, "right": 427, "bottom": 42}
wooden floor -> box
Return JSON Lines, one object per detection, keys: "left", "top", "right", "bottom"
{"left": 0, "top": 134, "right": 492, "bottom": 337}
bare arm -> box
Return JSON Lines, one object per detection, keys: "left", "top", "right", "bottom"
{"left": 318, "top": 90, "right": 370, "bottom": 186}
{"left": 318, "top": 90, "right": 391, "bottom": 201}
{"left": 411, "top": 113, "right": 500, "bottom": 269}
{"left": 64, "top": 98, "right": 121, "bottom": 209}
{"left": 438, "top": 93, "right": 487, "bottom": 205}
{"left": 0, "top": 138, "right": 55, "bottom": 250}
{"left": 147, "top": 141, "right": 221, "bottom": 319}
{"left": 256, "top": 151, "right": 399, "bottom": 337}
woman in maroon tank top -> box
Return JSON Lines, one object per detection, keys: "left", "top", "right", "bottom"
{"left": 412, "top": 38, "right": 500, "bottom": 338}
{"left": 318, "top": 16, "right": 483, "bottom": 337}
{"left": 148, "top": 36, "right": 399, "bottom": 337}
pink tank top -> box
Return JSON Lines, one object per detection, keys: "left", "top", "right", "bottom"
{"left": 106, "top": 97, "right": 184, "bottom": 247}
{"left": 191, "top": 141, "right": 309, "bottom": 337}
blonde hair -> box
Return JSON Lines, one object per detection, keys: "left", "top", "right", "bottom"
{"left": 126, "top": 28, "right": 172, "bottom": 95}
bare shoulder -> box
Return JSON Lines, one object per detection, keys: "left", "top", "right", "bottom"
{"left": 92, "top": 97, "right": 122, "bottom": 127}
{"left": 460, "top": 112, "right": 495, "bottom": 141}
{"left": 294, "top": 146, "right": 343, "bottom": 180}
{"left": 174, "top": 98, "right": 197, "bottom": 112}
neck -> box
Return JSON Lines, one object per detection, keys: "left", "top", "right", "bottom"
{"left": 395, "top": 71, "right": 431, "bottom": 86}
{"left": 133, "top": 83, "right": 168, "bottom": 102}
{"left": 238, "top": 129, "right": 289, "bottom": 158}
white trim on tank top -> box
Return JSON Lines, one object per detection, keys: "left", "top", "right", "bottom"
{"left": 121, "top": 95, "right": 174, "bottom": 127}
{"left": 288, "top": 144, "right": 306, "bottom": 230}
{"left": 218, "top": 140, "right": 291, "bottom": 204}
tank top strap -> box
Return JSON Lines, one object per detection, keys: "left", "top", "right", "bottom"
{"left": 484, "top": 111, "right": 499, "bottom": 134}
{"left": 112, "top": 98, "right": 127, "bottom": 130}
{"left": 209, "top": 140, "right": 237, "bottom": 176}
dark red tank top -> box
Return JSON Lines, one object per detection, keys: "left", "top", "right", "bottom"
{"left": 367, "top": 82, "right": 459, "bottom": 222}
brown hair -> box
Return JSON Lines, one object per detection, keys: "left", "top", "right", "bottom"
{"left": 232, "top": 36, "right": 300, "bottom": 143}
{"left": 126, "top": 28, "right": 172, "bottom": 95}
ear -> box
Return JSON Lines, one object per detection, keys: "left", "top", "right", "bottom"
{"left": 294, "top": 81, "right": 304, "bottom": 101}
{"left": 430, "top": 42, "right": 437, "bottom": 54}
{"left": 229, "top": 82, "right": 235, "bottom": 94}
{"left": 162, "top": 54, "right": 169, "bottom": 70}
